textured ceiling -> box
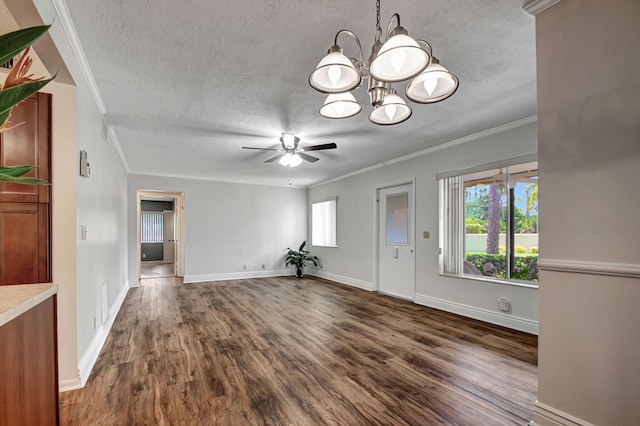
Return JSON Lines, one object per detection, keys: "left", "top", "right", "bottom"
{"left": 64, "top": 0, "right": 536, "bottom": 187}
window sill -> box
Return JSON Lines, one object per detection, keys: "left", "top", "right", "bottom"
{"left": 438, "top": 272, "right": 539, "bottom": 289}
{"left": 312, "top": 245, "right": 338, "bottom": 248}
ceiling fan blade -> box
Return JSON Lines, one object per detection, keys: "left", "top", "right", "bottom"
{"left": 242, "top": 146, "right": 281, "bottom": 151}
{"left": 302, "top": 143, "right": 337, "bottom": 151}
{"left": 265, "top": 154, "right": 285, "bottom": 163}
{"left": 297, "top": 152, "right": 319, "bottom": 163}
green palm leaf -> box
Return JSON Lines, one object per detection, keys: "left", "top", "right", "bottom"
{"left": 0, "top": 165, "right": 37, "bottom": 177}
{"left": 0, "top": 25, "right": 50, "bottom": 65}
{"left": 0, "top": 77, "right": 54, "bottom": 117}
{"left": 0, "top": 171, "right": 48, "bottom": 185}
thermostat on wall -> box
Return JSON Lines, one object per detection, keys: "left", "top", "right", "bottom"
{"left": 80, "top": 150, "right": 91, "bottom": 177}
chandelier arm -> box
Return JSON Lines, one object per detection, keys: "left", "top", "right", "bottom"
{"left": 415, "top": 39, "right": 434, "bottom": 59}
{"left": 334, "top": 29, "right": 367, "bottom": 70}
{"left": 385, "top": 13, "right": 401, "bottom": 39}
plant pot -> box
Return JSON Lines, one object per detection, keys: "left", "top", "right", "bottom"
{"left": 296, "top": 267, "right": 303, "bottom": 278}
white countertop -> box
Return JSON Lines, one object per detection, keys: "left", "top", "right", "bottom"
{"left": 0, "top": 283, "right": 58, "bottom": 327}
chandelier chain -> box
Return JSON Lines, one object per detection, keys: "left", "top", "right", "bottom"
{"left": 376, "top": 0, "right": 381, "bottom": 35}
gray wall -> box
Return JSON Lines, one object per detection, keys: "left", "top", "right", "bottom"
{"left": 308, "top": 121, "right": 539, "bottom": 333}
{"left": 141, "top": 200, "right": 173, "bottom": 212}
{"left": 128, "top": 174, "right": 307, "bottom": 284}
{"left": 534, "top": 0, "right": 640, "bottom": 425}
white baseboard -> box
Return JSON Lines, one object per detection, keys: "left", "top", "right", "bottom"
{"left": 530, "top": 401, "right": 594, "bottom": 426}
{"left": 183, "top": 269, "right": 294, "bottom": 283}
{"left": 58, "top": 377, "right": 83, "bottom": 392}
{"left": 307, "top": 270, "right": 375, "bottom": 292}
{"left": 61, "top": 282, "right": 129, "bottom": 392}
{"left": 414, "top": 294, "right": 539, "bottom": 335}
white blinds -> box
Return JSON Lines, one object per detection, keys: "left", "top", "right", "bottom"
{"left": 141, "top": 212, "right": 164, "bottom": 243}
{"left": 439, "top": 176, "right": 464, "bottom": 275}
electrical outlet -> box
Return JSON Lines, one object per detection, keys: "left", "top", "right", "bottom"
{"left": 497, "top": 298, "right": 511, "bottom": 312}
{"left": 262, "top": 264, "right": 265, "bottom": 270}
{"left": 243, "top": 264, "right": 247, "bottom": 270}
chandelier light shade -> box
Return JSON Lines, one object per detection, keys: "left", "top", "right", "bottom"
{"left": 309, "top": 0, "right": 458, "bottom": 126}
{"left": 405, "top": 57, "right": 459, "bottom": 103}
{"left": 368, "top": 88, "right": 412, "bottom": 125}
{"left": 320, "top": 92, "right": 362, "bottom": 119}
{"left": 369, "top": 30, "right": 430, "bottom": 82}
{"left": 309, "top": 46, "right": 362, "bottom": 94}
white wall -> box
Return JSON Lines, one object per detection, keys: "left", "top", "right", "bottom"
{"left": 533, "top": 0, "right": 640, "bottom": 425}
{"left": 127, "top": 175, "right": 307, "bottom": 284}
{"left": 15, "top": 0, "right": 130, "bottom": 389}
{"left": 308, "top": 121, "right": 539, "bottom": 333}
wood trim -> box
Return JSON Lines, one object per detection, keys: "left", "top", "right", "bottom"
{"left": 522, "top": 0, "right": 562, "bottom": 16}
{"left": 538, "top": 258, "right": 640, "bottom": 278}
{"left": 37, "top": 92, "right": 51, "bottom": 202}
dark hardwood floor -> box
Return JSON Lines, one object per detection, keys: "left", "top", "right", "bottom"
{"left": 60, "top": 276, "right": 537, "bottom": 425}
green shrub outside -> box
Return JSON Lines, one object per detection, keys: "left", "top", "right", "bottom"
{"left": 515, "top": 245, "right": 526, "bottom": 254}
{"left": 466, "top": 223, "right": 483, "bottom": 234}
{"left": 466, "top": 252, "right": 539, "bottom": 282}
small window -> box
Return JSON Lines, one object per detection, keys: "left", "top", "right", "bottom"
{"left": 141, "top": 212, "right": 164, "bottom": 243}
{"left": 439, "top": 161, "right": 539, "bottom": 283}
{"left": 312, "top": 199, "right": 337, "bottom": 247}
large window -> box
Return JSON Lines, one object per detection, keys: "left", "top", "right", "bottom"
{"left": 141, "top": 212, "right": 164, "bottom": 243}
{"left": 439, "top": 160, "right": 538, "bottom": 283}
{"left": 311, "top": 198, "right": 337, "bottom": 247}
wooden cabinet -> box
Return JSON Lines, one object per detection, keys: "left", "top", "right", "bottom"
{"left": 0, "top": 284, "right": 59, "bottom": 425}
{"left": 0, "top": 93, "right": 51, "bottom": 285}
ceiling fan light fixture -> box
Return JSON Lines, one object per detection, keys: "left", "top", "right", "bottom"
{"left": 405, "top": 57, "right": 459, "bottom": 103}
{"left": 369, "top": 30, "right": 430, "bottom": 82}
{"left": 320, "top": 92, "right": 362, "bottom": 119}
{"left": 279, "top": 153, "right": 303, "bottom": 167}
{"left": 309, "top": 46, "right": 362, "bottom": 94}
{"left": 368, "top": 88, "right": 412, "bottom": 125}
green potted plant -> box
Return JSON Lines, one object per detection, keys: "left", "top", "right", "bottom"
{"left": 284, "top": 241, "right": 320, "bottom": 278}
{"left": 0, "top": 24, "right": 54, "bottom": 184}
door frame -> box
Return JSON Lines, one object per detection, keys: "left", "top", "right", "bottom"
{"left": 136, "top": 190, "right": 185, "bottom": 281}
{"left": 373, "top": 178, "right": 416, "bottom": 295}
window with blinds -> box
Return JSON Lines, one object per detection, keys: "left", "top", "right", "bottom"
{"left": 439, "top": 159, "right": 539, "bottom": 283}
{"left": 141, "top": 212, "right": 164, "bottom": 243}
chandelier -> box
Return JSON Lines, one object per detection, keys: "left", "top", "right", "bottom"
{"left": 309, "top": 0, "right": 459, "bottom": 125}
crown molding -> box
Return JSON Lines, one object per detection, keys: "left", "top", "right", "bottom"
{"left": 50, "top": 0, "right": 129, "bottom": 171}
{"left": 522, "top": 0, "right": 562, "bottom": 16}
{"left": 309, "top": 115, "right": 537, "bottom": 188}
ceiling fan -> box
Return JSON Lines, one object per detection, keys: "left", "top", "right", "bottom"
{"left": 242, "top": 133, "right": 337, "bottom": 167}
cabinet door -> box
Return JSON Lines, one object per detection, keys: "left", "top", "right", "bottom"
{"left": 0, "top": 93, "right": 51, "bottom": 203}
{"left": 0, "top": 202, "right": 50, "bottom": 284}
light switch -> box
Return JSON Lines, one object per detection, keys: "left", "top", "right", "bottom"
{"left": 81, "top": 225, "right": 87, "bottom": 240}
{"left": 423, "top": 231, "right": 430, "bottom": 239}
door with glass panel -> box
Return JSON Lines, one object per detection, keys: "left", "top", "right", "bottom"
{"left": 378, "top": 183, "right": 415, "bottom": 299}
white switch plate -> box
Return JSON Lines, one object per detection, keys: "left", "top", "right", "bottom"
{"left": 81, "top": 224, "right": 87, "bottom": 240}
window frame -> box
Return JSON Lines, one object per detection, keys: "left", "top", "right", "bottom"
{"left": 438, "top": 155, "right": 539, "bottom": 287}
{"left": 311, "top": 197, "right": 337, "bottom": 248}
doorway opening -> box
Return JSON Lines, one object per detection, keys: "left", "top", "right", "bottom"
{"left": 137, "top": 190, "right": 185, "bottom": 281}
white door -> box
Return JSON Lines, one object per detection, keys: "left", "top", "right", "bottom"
{"left": 163, "top": 210, "right": 175, "bottom": 267}
{"left": 378, "top": 183, "right": 415, "bottom": 300}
